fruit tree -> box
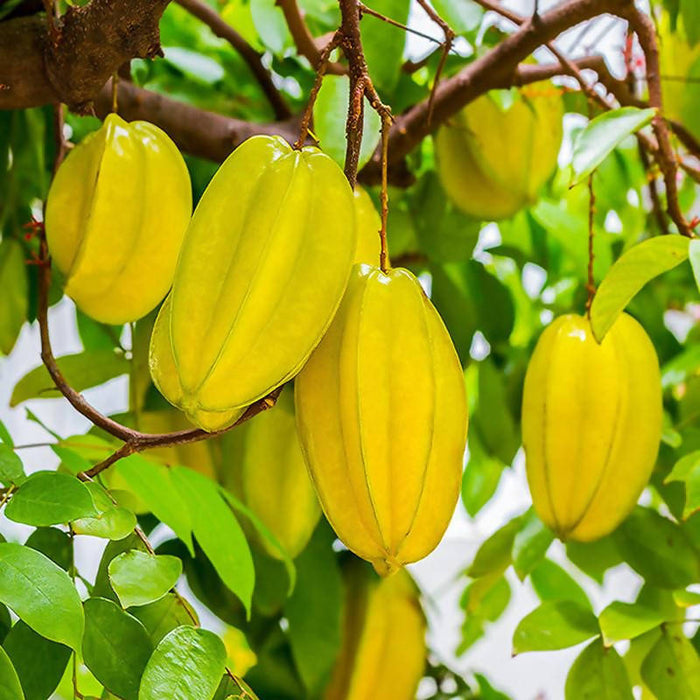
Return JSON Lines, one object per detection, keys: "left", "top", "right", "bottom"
{"left": 1, "top": 0, "right": 700, "bottom": 698}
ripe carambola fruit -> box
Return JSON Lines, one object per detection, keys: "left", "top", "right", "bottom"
{"left": 45, "top": 113, "right": 192, "bottom": 324}
{"left": 296, "top": 264, "right": 468, "bottom": 575}
{"left": 352, "top": 186, "right": 381, "bottom": 265}
{"left": 149, "top": 135, "right": 356, "bottom": 431}
{"left": 238, "top": 385, "right": 321, "bottom": 560}
{"left": 434, "top": 88, "right": 563, "bottom": 221}
{"left": 522, "top": 313, "right": 662, "bottom": 542}
{"left": 325, "top": 559, "right": 426, "bottom": 700}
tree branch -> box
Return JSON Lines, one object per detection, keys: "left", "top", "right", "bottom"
{"left": 174, "top": 0, "right": 291, "bottom": 120}
{"left": 0, "top": 0, "right": 171, "bottom": 110}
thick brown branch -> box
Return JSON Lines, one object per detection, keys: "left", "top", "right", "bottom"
{"left": 175, "top": 0, "right": 291, "bottom": 120}
{"left": 0, "top": 0, "right": 170, "bottom": 110}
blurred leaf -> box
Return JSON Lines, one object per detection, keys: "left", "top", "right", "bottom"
{"left": 0, "top": 646, "right": 22, "bottom": 700}
{"left": 250, "top": 0, "right": 290, "bottom": 54}
{"left": 0, "top": 420, "right": 13, "bottom": 447}
{"left": 665, "top": 451, "right": 700, "bottom": 519}
{"left": 0, "top": 445, "right": 25, "bottom": 487}
{"left": 641, "top": 626, "right": 700, "bottom": 700}
{"left": 109, "top": 551, "right": 182, "bottom": 609}
{"left": 512, "top": 510, "right": 554, "bottom": 581}
{"left": 0, "top": 239, "right": 28, "bottom": 356}
{"left": 75, "top": 309, "right": 122, "bottom": 352}
{"left": 512, "top": 601, "right": 599, "bottom": 654}
{"left": 284, "top": 527, "right": 342, "bottom": 696}
{"left": 462, "top": 574, "right": 511, "bottom": 623}
{"left": 24, "top": 527, "right": 72, "bottom": 571}
{"left": 565, "top": 536, "right": 622, "bottom": 584}
{"left": 360, "top": 0, "right": 409, "bottom": 93}
{"left": 5, "top": 472, "right": 97, "bottom": 527}
{"left": 0, "top": 543, "right": 83, "bottom": 651}
{"left": 474, "top": 673, "right": 511, "bottom": 700}
{"left": 461, "top": 437, "right": 504, "bottom": 517}
{"left": 10, "top": 350, "right": 129, "bottom": 406}
{"left": 599, "top": 602, "right": 665, "bottom": 645}
{"left": 430, "top": 0, "right": 482, "bottom": 34}
{"left": 138, "top": 626, "right": 226, "bottom": 700}
{"left": 530, "top": 560, "right": 591, "bottom": 610}
{"left": 590, "top": 236, "right": 689, "bottom": 342}
{"left": 570, "top": 107, "right": 656, "bottom": 186}
{"left": 82, "top": 598, "right": 153, "bottom": 700}
{"left": 163, "top": 47, "right": 225, "bottom": 84}
{"left": 314, "top": 74, "right": 381, "bottom": 170}
{"left": 613, "top": 507, "right": 700, "bottom": 589}
{"left": 565, "top": 638, "right": 633, "bottom": 700}
{"left": 114, "top": 456, "right": 194, "bottom": 554}
{"left": 171, "top": 467, "right": 254, "bottom": 614}
{"left": 681, "top": 0, "right": 700, "bottom": 46}
{"left": 3, "top": 621, "right": 71, "bottom": 700}
{"left": 466, "top": 516, "right": 522, "bottom": 578}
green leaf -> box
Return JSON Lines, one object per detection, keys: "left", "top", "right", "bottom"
{"left": 462, "top": 574, "right": 511, "bottom": 623}
{"left": 0, "top": 646, "right": 23, "bottom": 700}
{"left": 641, "top": 626, "right": 700, "bottom": 700}
{"left": 72, "top": 482, "right": 137, "bottom": 540}
{"left": 681, "top": 0, "right": 700, "bottom": 46}
{"left": 163, "top": 47, "right": 225, "bottom": 84}
{"left": 565, "top": 638, "right": 633, "bottom": 700}
{"left": 2, "top": 621, "right": 71, "bottom": 700}
{"left": 590, "top": 236, "right": 690, "bottom": 342}
{"left": 284, "top": 527, "right": 342, "bottom": 695}
{"left": 512, "top": 601, "right": 599, "bottom": 654}
{"left": 461, "top": 444, "right": 504, "bottom": 517}
{"left": 93, "top": 534, "right": 149, "bottom": 602}
{"left": 24, "top": 527, "right": 72, "bottom": 571}
{"left": 171, "top": 467, "right": 254, "bottom": 614}
{"left": 10, "top": 350, "right": 129, "bottom": 406}
{"left": 0, "top": 419, "right": 13, "bottom": 447}
{"left": 0, "top": 445, "right": 25, "bottom": 487}
{"left": 570, "top": 107, "right": 656, "bottom": 186}
{"left": 250, "top": 0, "right": 290, "bottom": 54}
{"left": 0, "top": 239, "right": 29, "bottom": 356}
{"left": 530, "top": 560, "right": 591, "bottom": 610}
{"left": 5, "top": 471, "right": 97, "bottom": 526}
{"left": 430, "top": 0, "right": 482, "bottom": 34}
{"left": 109, "top": 551, "right": 182, "bottom": 608}
{"left": 114, "top": 456, "right": 194, "bottom": 554}
{"left": 314, "top": 75, "right": 381, "bottom": 170}
{"left": 138, "top": 626, "right": 226, "bottom": 700}
{"left": 665, "top": 451, "right": 700, "bottom": 519}
{"left": 0, "top": 543, "right": 83, "bottom": 651}
{"left": 512, "top": 509, "right": 554, "bottom": 580}
{"left": 130, "top": 593, "right": 197, "bottom": 646}
{"left": 83, "top": 597, "right": 154, "bottom": 700}
{"left": 360, "top": 0, "right": 409, "bottom": 92}
{"left": 467, "top": 516, "right": 522, "bottom": 578}
{"left": 613, "top": 507, "right": 700, "bottom": 589}
{"left": 566, "top": 537, "right": 622, "bottom": 584}
{"left": 598, "top": 602, "right": 666, "bottom": 645}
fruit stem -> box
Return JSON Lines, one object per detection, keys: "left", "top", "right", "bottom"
{"left": 585, "top": 173, "right": 596, "bottom": 317}
{"left": 379, "top": 112, "right": 390, "bottom": 272}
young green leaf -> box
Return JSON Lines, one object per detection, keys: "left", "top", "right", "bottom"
{"left": 0, "top": 646, "right": 23, "bottom": 700}
{"left": 590, "top": 236, "right": 690, "bottom": 342}
{"left": 565, "top": 638, "right": 633, "bottom": 700}
{"left": 72, "top": 482, "right": 137, "bottom": 540}
{"left": 0, "top": 543, "right": 83, "bottom": 651}
{"left": 108, "top": 551, "right": 182, "bottom": 608}
{"left": 598, "top": 602, "right": 666, "bottom": 645}
{"left": 2, "top": 621, "right": 71, "bottom": 700}
{"left": 138, "top": 626, "right": 226, "bottom": 700}
{"left": 83, "top": 597, "right": 154, "bottom": 700}
{"left": 529, "top": 560, "right": 591, "bottom": 610}
{"left": 665, "top": 451, "right": 700, "bottom": 519}
{"left": 10, "top": 350, "right": 129, "bottom": 406}
{"left": 24, "top": 527, "right": 72, "bottom": 570}
{"left": 613, "top": 507, "right": 700, "bottom": 589}
{"left": 641, "top": 627, "right": 700, "bottom": 700}
{"left": 360, "top": 0, "right": 409, "bottom": 92}
{"left": 130, "top": 593, "right": 197, "bottom": 647}
{"left": 0, "top": 445, "right": 25, "bottom": 487}
{"left": 512, "top": 509, "right": 554, "bottom": 580}
{"left": 565, "top": 537, "right": 622, "bottom": 584}
{"left": 171, "top": 466, "right": 254, "bottom": 614}
{"left": 570, "top": 107, "right": 656, "bottom": 186}
{"left": 512, "top": 600, "right": 599, "bottom": 654}
{"left": 466, "top": 516, "right": 523, "bottom": 578}
{"left": 0, "top": 419, "right": 13, "bottom": 447}
{"left": 5, "top": 471, "right": 97, "bottom": 526}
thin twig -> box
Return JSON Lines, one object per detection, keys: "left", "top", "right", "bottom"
{"left": 175, "top": 0, "right": 292, "bottom": 119}
{"left": 638, "top": 140, "right": 669, "bottom": 235}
